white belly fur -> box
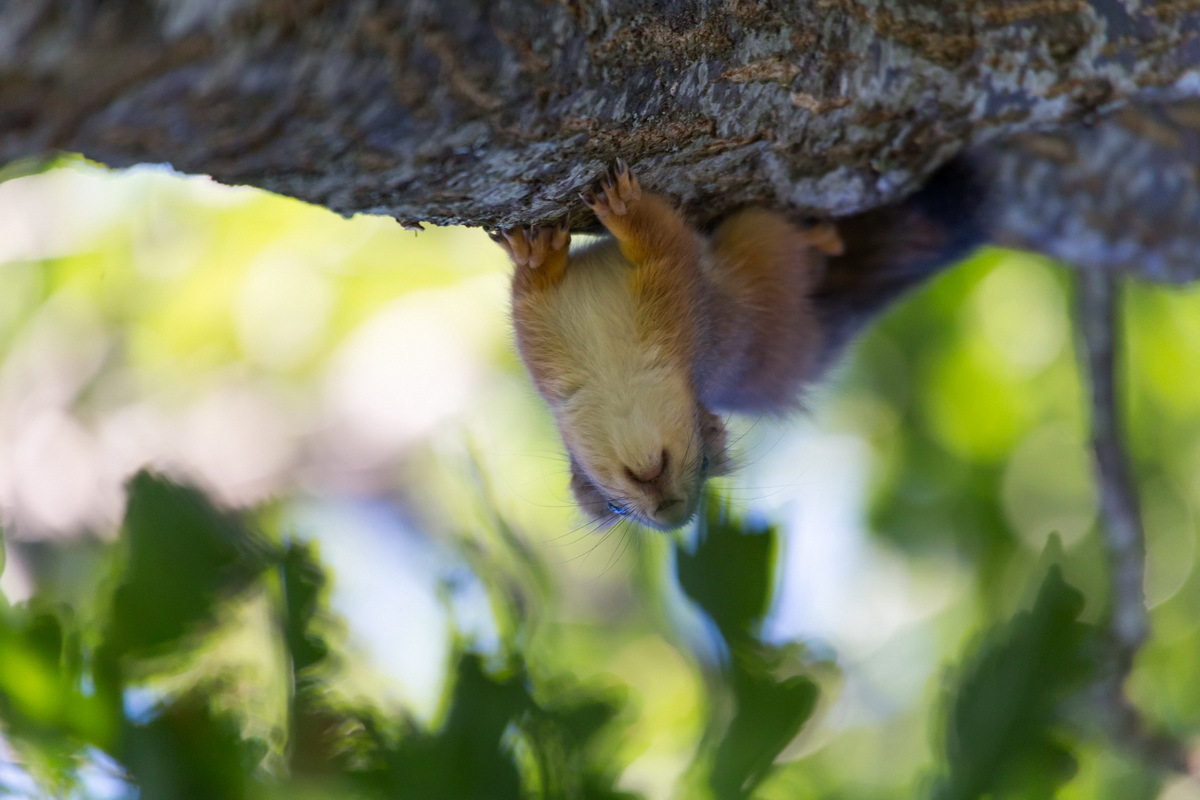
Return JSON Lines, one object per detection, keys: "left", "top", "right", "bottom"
{"left": 540, "top": 238, "right": 696, "bottom": 488}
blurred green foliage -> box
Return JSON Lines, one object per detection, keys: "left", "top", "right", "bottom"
{"left": 677, "top": 499, "right": 818, "bottom": 800}
{"left": 1, "top": 162, "right": 1199, "bottom": 798}
{"left": 0, "top": 474, "right": 1109, "bottom": 799}
{"left": 931, "top": 546, "right": 1097, "bottom": 800}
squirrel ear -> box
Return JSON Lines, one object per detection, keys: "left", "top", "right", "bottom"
{"left": 568, "top": 454, "right": 616, "bottom": 525}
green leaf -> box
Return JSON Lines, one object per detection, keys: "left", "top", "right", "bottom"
{"left": 523, "top": 682, "right": 640, "bottom": 800}
{"left": 120, "top": 691, "right": 265, "bottom": 800}
{"left": 0, "top": 604, "right": 116, "bottom": 792}
{"left": 675, "top": 501, "right": 819, "bottom": 800}
{"left": 676, "top": 497, "right": 779, "bottom": 644}
{"left": 331, "top": 650, "right": 641, "bottom": 800}
{"left": 277, "top": 541, "right": 344, "bottom": 779}
{"left": 931, "top": 562, "right": 1098, "bottom": 800}
{"left": 0, "top": 155, "right": 59, "bottom": 186}
{"left": 280, "top": 540, "right": 331, "bottom": 681}
{"left": 709, "top": 647, "right": 819, "bottom": 800}
{"left": 102, "top": 471, "right": 273, "bottom": 665}
{"left": 351, "top": 652, "right": 529, "bottom": 800}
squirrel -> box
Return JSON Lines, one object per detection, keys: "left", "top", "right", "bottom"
{"left": 492, "top": 158, "right": 982, "bottom": 531}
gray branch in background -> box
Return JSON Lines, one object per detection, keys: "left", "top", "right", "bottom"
{"left": 1078, "top": 268, "right": 1146, "bottom": 658}
{"left": 986, "top": 100, "right": 1200, "bottom": 284}
{"left": 1075, "top": 267, "right": 1192, "bottom": 775}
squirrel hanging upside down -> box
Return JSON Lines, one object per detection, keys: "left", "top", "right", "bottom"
{"left": 492, "top": 159, "right": 982, "bottom": 531}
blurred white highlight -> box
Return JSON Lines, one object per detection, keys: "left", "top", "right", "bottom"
{"left": 323, "top": 287, "right": 486, "bottom": 463}
{"left": 758, "top": 430, "right": 964, "bottom": 724}
{"left": 236, "top": 253, "right": 334, "bottom": 370}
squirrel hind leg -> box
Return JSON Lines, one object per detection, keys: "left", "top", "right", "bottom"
{"left": 704, "top": 209, "right": 831, "bottom": 413}
{"left": 802, "top": 220, "right": 844, "bottom": 256}
{"left": 710, "top": 208, "right": 835, "bottom": 290}
{"left": 809, "top": 156, "right": 986, "bottom": 373}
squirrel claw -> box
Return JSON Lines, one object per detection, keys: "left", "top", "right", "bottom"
{"left": 503, "top": 227, "right": 532, "bottom": 266}
{"left": 493, "top": 223, "right": 570, "bottom": 271}
{"left": 583, "top": 159, "right": 642, "bottom": 218}
{"left": 550, "top": 220, "right": 570, "bottom": 250}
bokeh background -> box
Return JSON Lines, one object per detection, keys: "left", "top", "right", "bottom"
{"left": 1, "top": 159, "right": 1199, "bottom": 798}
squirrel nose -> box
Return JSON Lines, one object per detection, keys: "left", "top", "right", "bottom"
{"left": 625, "top": 448, "right": 667, "bottom": 484}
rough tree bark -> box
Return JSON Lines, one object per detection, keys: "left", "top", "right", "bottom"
{"left": 2, "top": 0, "right": 1200, "bottom": 283}
{"left": 986, "top": 101, "right": 1200, "bottom": 284}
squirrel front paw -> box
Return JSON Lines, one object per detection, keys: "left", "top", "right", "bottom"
{"left": 490, "top": 222, "right": 570, "bottom": 270}
{"left": 581, "top": 158, "right": 642, "bottom": 218}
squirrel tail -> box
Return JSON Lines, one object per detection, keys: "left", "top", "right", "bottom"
{"left": 811, "top": 157, "right": 989, "bottom": 371}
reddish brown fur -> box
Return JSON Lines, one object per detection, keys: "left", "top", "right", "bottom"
{"left": 502, "top": 224, "right": 573, "bottom": 400}
{"left": 496, "top": 158, "right": 982, "bottom": 528}
{"left": 620, "top": 193, "right": 706, "bottom": 383}
{"left": 698, "top": 210, "right": 838, "bottom": 413}
{"left": 497, "top": 161, "right": 839, "bottom": 528}
{"left": 574, "top": 163, "right": 835, "bottom": 416}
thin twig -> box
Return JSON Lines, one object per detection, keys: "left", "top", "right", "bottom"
{"left": 1079, "top": 267, "right": 1147, "bottom": 659}
{"left": 1077, "top": 267, "right": 1190, "bottom": 774}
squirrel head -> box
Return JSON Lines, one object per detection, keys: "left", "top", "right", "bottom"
{"left": 557, "top": 372, "right": 729, "bottom": 531}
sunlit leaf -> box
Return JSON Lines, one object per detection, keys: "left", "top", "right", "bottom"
{"left": 523, "top": 682, "right": 639, "bottom": 800}
{"left": 677, "top": 501, "right": 820, "bottom": 800}
{"left": 352, "top": 652, "right": 529, "bottom": 800}
{"left": 278, "top": 540, "right": 345, "bottom": 780}
{"left": 0, "top": 604, "right": 116, "bottom": 792}
{"left": 0, "top": 154, "right": 59, "bottom": 185}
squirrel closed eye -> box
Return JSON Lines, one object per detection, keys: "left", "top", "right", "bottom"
{"left": 495, "top": 158, "right": 982, "bottom": 530}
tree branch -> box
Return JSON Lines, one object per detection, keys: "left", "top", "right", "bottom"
{"left": 987, "top": 100, "right": 1200, "bottom": 284}
{"left": 2, "top": 0, "right": 1200, "bottom": 232}
{"left": 1075, "top": 266, "right": 1191, "bottom": 775}
{"left": 1079, "top": 268, "right": 1146, "bottom": 657}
